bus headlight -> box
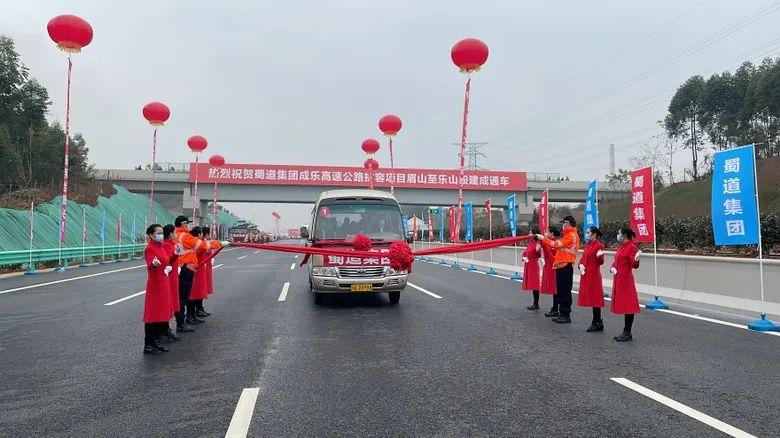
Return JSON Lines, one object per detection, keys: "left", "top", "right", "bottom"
{"left": 385, "top": 266, "right": 407, "bottom": 276}
{"left": 312, "top": 266, "right": 338, "bottom": 277}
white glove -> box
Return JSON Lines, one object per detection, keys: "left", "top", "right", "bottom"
{"left": 610, "top": 267, "right": 617, "bottom": 275}
{"left": 522, "top": 257, "right": 529, "bottom": 263}
{"left": 596, "top": 250, "right": 604, "bottom": 257}
{"left": 211, "top": 258, "right": 215, "bottom": 266}
{"left": 152, "top": 256, "right": 161, "bottom": 267}
{"left": 164, "top": 266, "right": 173, "bottom": 276}
{"left": 541, "top": 258, "right": 546, "bottom": 266}
{"left": 635, "top": 250, "right": 643, "bottom": 261}
{"left": 535, "top": 234, "right": 545, "bottom": 241}
{"left": 174, "top": 243, "right": 184, "bottom": 255}
{"left": 579, "top": 264, "right": 585, "bottom": 275}
{"left": 221, "top": 241, "right": 231, "bottom": 247}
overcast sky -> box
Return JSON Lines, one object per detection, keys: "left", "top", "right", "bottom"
{"left": 3, "top": 0, "right": 779, "bottom": 230}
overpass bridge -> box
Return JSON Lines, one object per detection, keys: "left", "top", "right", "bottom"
{"left": 94, "top": 163, "right": 625, "bottom": 222}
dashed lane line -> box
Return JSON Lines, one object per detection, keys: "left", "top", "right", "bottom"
{"left": 278, "top": 282, "right": 290, "bottom": 302}
{"left": 294, "top": 255, "right": 299, "bottom": 259}
{"left": 105, "top": 290, "right": 145, "bottom": 306}
{"left": 290, "top": 263, "right": 295, "bottom": 271}
{"left": 254, "top": 250, "right": 261, "bottom": 254}
{"left": 237, "top": 255, "right": 247, "bottom": 260}
{"left": 225, "top": 387, "right": 261, "bottom": 438}
{"left": 610, "top": 378, "right": 757, "bottom": 438}
{"left": 0, "top": 264, "right": 145, "bottom": 296}
{"left": 407, "top": 282, "right": 443, "bottom": 299}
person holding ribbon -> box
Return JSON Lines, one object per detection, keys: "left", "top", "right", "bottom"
{"left": 161, "top": 224, "right": 181, "bottom": 340}
{"left": 610, "top": 227, "right": 642, "bottom": 342}
{"left": 538, "top": 226, "right": 560, "bottom": 315}
{"left": 577, "top": 226, "right": 606, "bottom": 332}
{"left": 142, "top": 224, "right": 173, "bottom": 355}
{"left": 537, "top": 216, "right": 580, "bottom": 324}
{"left": 521, "top": 227, "right": 542, "bottom": 310}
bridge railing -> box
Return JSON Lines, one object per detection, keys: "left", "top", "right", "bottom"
{"left": 0, "top": 244, "right": 145, "bottom": 269}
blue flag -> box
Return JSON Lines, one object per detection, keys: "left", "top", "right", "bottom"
{"left": 100, "top": 210, "right": 106, "bottom": 244}
{"left": 464, "top": 202, "right": 473, "bottom": 242}
{"left": 584, "top": 180, "right": 599, "bottom": 229}
{"left": 711, "top": 145, "right": 759, "bottom": 245}
{"left": 506, "top": 194, "right": 517, "bottom": 237}
{"left": 402, "top": 214, "right": 410, "bottom": 236}
{"left": 439, "top": 208, "right": 445, "bottom": 242}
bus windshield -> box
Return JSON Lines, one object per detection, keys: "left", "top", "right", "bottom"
{"left": 314, "top": 203, "right": 403, "bottom": 241}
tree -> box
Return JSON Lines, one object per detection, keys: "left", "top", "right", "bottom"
{"left": 605, "top": 168, "right": 631, "bottom": 192}
{"left": 664, "top": 76, "right": 705, "bottom": 180}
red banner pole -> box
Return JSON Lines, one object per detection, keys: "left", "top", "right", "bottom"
{"left": 192, "top": 154, "right": 200, "bottom": 223}
{"left": 59, "top": 56, "right": 73, "bottom": 245}
{"left": 149, "top": 127, "right": 157, "bottom": 224}
{"left": 389, "top": 137, "right": 394, "bottom": 194}
{"left": 456, "top": 78, "right": 471, "bottom": 243}
{"left": 213, "top": 181, "right": 218, "bottom": 239}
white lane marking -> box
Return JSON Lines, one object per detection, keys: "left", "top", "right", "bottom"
{"left": 254, "top": 250, "right": 261, "bottom": 254}
{"left": 278, "top": 282, "right": 290, "bottom": 302}
{"left": 610, "top": 378, "right": 757, "bottom": 438}
{"left": 225, "top": 387, "right": 260, "bottom": 438}
{"left": 290, "top": 263, "right": 295, "bottom": 270}
{"left": 214, "top": 264, "right": 224, "bottom": 269}
{"left": 407, "top": 282, "right": 443, "bottom": 299}
{"left": 237, "top": 255, "right": 247, "bottom": 260}
{"left": 104, "top": 290, "right": 146, "bottom": 306}
{"left": 0, "top": 265, "right": 145, "bottom": 296}
{"left": 656, "top": 308, "right": 780, "bottom": 337}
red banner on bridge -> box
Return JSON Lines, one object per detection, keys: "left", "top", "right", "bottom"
{"left": 190, "top": 163, "right": 527, "bottom": 191}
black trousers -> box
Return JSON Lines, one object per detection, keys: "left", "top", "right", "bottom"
{"left": 175, "top": 267, "right": 195, "bottom": 323}
{"left": 555, "top": 263, "right": 574, "bottom": 317}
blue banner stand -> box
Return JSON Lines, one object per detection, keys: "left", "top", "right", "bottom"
{"left": 54, "top": 265, "right": 65, "bottom": 272}
{"left": 511, "top": 272, "right": 522, "bottom": 281}
{"left": 24, "top": 267, "right": 36, "bottom": 275}
{"left": 467, "top": 264, "right": 478, "bottom": 271}
{"left": 439, "top": 259, "right": 448, "bottom": 265}
{"left": 747, "top": 313, "right": 779, "bottom": 332}
{"left": 486, "top": 267, "right": 497, "bottom": 275}
{"left": 645, "top": 296, "right": 669, "bottom": 310}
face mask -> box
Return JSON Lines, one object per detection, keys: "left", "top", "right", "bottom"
{"left": 585, "top": 233, "right": 592, "bottom": 242}
{"left": 154, "top": 234, "right": 164, "bottom": 243}
{"left": 616, "top": 233, "right": 624, "bottom": 242}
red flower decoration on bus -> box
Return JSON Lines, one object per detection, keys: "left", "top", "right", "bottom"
{"left": 352, "top": 234, "right": 372, "bottom": 251}
{"left": 378, "top": 115, "right": 402, "bottom": 137}
{"left": 47, "top": 14, "right": 93, "bottom": 53}
{"left": 388, "top": 241, "right": 414, "bottom": 272}
{"left": 142, "top": 102, "right": 170, "bottom": 126}
{"left": 451, "top": 38, "right": 489, "bottom": 73}
{"left": 187, "top": 135, "right": 208, "bottom": 153}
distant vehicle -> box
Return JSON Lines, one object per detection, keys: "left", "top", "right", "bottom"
{"left": 307, "top": 189, "right": 408, "bottom": 305}
{"left": 288, "top": 228, "right": 301, "bottom": 239}
{"left": 228, "top": 222, "right": 260, "bottom": 242}
{"left": 300, "top": 225, "right": 309, "bottom": 239}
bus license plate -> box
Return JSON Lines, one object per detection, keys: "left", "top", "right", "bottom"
{"left": 350, "top": 284, "right": 373, "bottom": 292}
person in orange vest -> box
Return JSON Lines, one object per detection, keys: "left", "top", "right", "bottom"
{"left": 536, "top": 215, "right": 580, "bottom": 324}
{"left": 173, "top": 216, "right": 229, "bottom": 331}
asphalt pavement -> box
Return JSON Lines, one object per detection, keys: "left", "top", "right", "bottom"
{"left": 0, "top": 245, "right": 777, "bottom": 437}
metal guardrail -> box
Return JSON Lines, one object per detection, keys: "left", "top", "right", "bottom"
{"left": 0, "top": 244, "right": 145, "bottom": 267}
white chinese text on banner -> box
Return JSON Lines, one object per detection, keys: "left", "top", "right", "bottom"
{"left": 711, "top": 145, "right": 759, "bottom": 245}
{"left": 538, "top": 189, "right": 549, "bottom": 233}
{"left": 630, "top": 167, "right": 655, "bottom": 243}
{"left": 464, "top": 202, "right": 473, "bottom": 242}
{"left": 584, "top": 180, "right": 599, "bottom": 229}
{"left": 507, "top": 194, "right": 517, "bottom": 237}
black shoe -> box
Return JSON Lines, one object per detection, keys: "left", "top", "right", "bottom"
{"left": 586, "top": 321, "right": 604, "bottom": 332}
{"left": 153, "top": 342, "right": 169, "bottom": 352}
{"left": 544, "top": 310, "right": 560, "bottom": 318}
{"left": 157, "top": 335, "right": 176, "bottom": 344}
{"left": 185, "top": 316, "right": 204, "bottom": 325}
{"left": 166, "top": 330, "right": 180, "bottom": 340}
{"left": 176, "top": 323, "right": 195, "bottom": 333}
{"left": 143, "top": 344, "right": 163, "bottom": 355}
{"left": 552, "top": 316, "right": 571, "bottom": 324}
{"left": 614, "top": 332, "right": 633, "bottom": 342}
{"left": 526, "top": 304, "right": 540, "bottom": 311}
{"left": 195, "top": 310, "right": 210, "bottom": 318}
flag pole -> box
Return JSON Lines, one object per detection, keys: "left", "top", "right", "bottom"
{"left": 25, "top": 202, "right": 36, "bottom": 275}
{"left": 752, "top": 148, "right": 764, "bottom": 303}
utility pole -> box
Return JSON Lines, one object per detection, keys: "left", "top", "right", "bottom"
{"left": 452, "top": 142, "right": 488, "bottom": 170}
{"left": 609, "top": 143, "right": 615, "bottom": 175}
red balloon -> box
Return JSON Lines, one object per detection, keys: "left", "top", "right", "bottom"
{"left": 187, "top": 135, "right": 208, "bottom": 153}
{"left": 364, "top": 158, "right": 379, "bottom": 171}
{"left": 47, "top": 14, "right": 93, "bottom": 53}
{"left": 361, "top": 139, "right": 380, "bottom": 155}
{"left": 142, "top": 102, "right": 170, "bottom": 126}
{"left": 451, "top": 38, "right": 489, "bottom": 73}
{"left": 209, "top": 154, "right": 225, "bottom": 167}
{"left": 378, "top": 114, "right": 403, "bottom": 136}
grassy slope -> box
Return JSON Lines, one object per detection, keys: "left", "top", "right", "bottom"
{"left": 601, "top": 156, "right": 780, "bottom": 221}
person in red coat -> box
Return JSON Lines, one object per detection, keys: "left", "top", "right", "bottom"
{"left": 143, "top": 224, "right": 173, "bottom": 355}
{"left": 538, "top": 226, "right": 560, "bottom": 317}
{"left": 199, "top": 226, "right": 215, "bottom": 317}
{"left": 610, "top": 227, "right": 642, "bottom": 342}
{"left": 521, "top": 228, "right": 542, "bottom": 310}
{"left": 160, "top": 224, "right": 182, "bottom": 339}
{"left": 577, "top": 226, "right": 606, "bottom": 332}
{"left": 186, "top": 226, "right": 226, "bottom": 325}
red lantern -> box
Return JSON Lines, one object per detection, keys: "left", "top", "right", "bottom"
{"left": 361, "top": 139, "right": 380, "bottom": 155}
{"left": 142, "top": 102, "right": 170, "bottom": 126}
{"left": 187, "top": 135, "right": 208, "bottom": 153}
{"left": 364, "top": 158, "right": 379, "bottom": 171}
{"left": 209, "top": 154, "right": 225, "bottom": 167}
{"left": 378, "top": 115, "right": 403, "bottom": 136}
{"left": 47, "top": 14, "right": 93, "bottom": 53}
{"left": 451, "top": 38, "right": 489, "bottom": 73}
